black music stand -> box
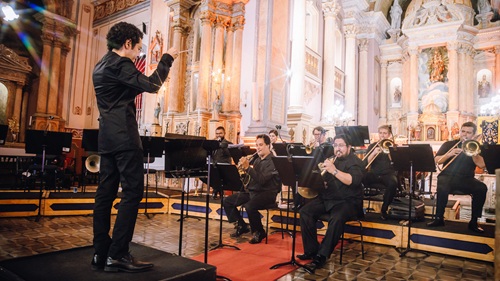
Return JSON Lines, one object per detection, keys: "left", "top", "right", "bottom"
{"left": 270, "top": 155, "right": 322, "bottom": 271}
{"left": 482, "top": 145, "right": 500, "bottom": 174}
{"left": 210, "top": 163, "right": 244, "bottom": 251}
{"left": 81, "top": 129, "right": 99, "bottom": 193}
{"left": 228, "top": 145, "right": 256, "bottom": 164}
{"left": 140, "top": 136, "right": 164, "bottom": 219}
{"left": 334, "top": 126, "right": 370, "bottom": 147}
{"left": 389, "top": 144, "right": 435, "bottom": 258}
{"left": 25, "top": 130, "right": 72, "bottom": 221}
{"left": 0, "top": 124, "right": 7, "bottom": 145}
{"left": 164, "top": 137, "right": 208, "bottom": 256}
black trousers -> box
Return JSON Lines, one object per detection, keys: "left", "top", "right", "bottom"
{"left": 223, "top": 190, "right": 277, "bottom": 233}
{"left": 93, "top": 149, "right": 144, "bottom": 259}
{"left": 435, "top": 174, "right": 487, "bottom": 220}
{"left": 299, "top": 199, "right": 359, "bottom": 258}
{"left": 363, "top": 172, "right": 398, "bottom": 213}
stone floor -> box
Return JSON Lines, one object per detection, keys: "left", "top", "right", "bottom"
{"left": 0, "top": 209, "right": 495, "bottom": 281}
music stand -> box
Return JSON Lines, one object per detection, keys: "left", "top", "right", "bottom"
{"left": 209, "top": 163, "right": 244, "bottom": 251}
{"left": 270, "top": 155, "right": 322, "bottom": 271}
{"left": 389, "top": 144, "right": 435, "bottom": 258}
{"left": 481, "top": 145, "right": 500, "bottom": 174}
{"left": 25, "top": 130, "right": 72, "bottom": 221}
{"left": 81, "top": 129, "right": 99, "bottom": 193}
{"left": 140, "top": 136, "right": 164, "bottom": 219}
{"left": 0, "top": 124, "right": 7, "bottom": 145}
{"left": 334, "top": 126, "right": 370, "bottom": 147}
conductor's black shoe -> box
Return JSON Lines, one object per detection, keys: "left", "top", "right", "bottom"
{"left": 230, "top": 224, "right": 250, "bottom": 237}
{"left": 249, "top": 230, "right": 266, "bottom": 244}
{"left": 426, "top": 218, "right": 445, "bottom": 227}
{"left": 296, "top": 252, "right": 316, "bottom": 260}
{"left": 104, "top": 253, "right": 153, "bottom": 273}
{"left": 304, "top": 255, "right": 327, "bottom": 274}
{"left": 91, "top": 254, "right": 106, "bottom": 271}
{"left": 468, "top": 221, "right": 484, "bottom": 233}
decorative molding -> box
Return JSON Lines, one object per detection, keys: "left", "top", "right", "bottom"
{"left": 93, "top": 0, "right": 147, "bottom": 21}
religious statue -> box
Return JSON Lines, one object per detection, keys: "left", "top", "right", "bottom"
{"left": 440, "top": 122, "right": 449, "bottom": 141}
{"left": 153, "top": 102, "right": 161, "bottom": 124}
{"left": 451, "top": 122, "right": 459, "bottom": 138}
{"left": 390, "top": 0, "right": 403, "bottom": 30}
{"left": 415, "top": 123, "right": 422, "bottom": 141}
{"left": 478, "top": 0, "right": 492, "bottom": 14}
{"left": 212, "top": 95, "right": 222, "bottom": 120}
{"left": 478, "top": 74, "right": 491, "bottom": 98}
{"left": 393, "top": 85, "right": 402, "bottom": 103}
{"left": 429, "top": 49, "right": 445, "bottom": 83}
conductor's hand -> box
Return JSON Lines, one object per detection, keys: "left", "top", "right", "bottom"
{"left": 167, "top": 47, "right": 179, "bottom": 59}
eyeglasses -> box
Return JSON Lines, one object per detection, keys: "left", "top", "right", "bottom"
{"left": 333, "top": 144, "right": 346, "bottom": 148}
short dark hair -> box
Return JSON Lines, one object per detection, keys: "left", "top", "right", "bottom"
{"left": 333, "top": 134, "right": 351, "bottom": 146}
{"left": 461, "top": 122, "right": 477, "bottom": 134}
{"left": 268, "top": 129, "right": 278, "bottom": 136}
{"left": 378, "top": 125, "right": 392, "bottom": 135}
{"left": 256, "top": 134, "right": 271, "bottom": 146}
{"left": 313, "top": 126, "right": 326, "bottom": 135}
{"left": 216, "top": 126, "right": 225, "bottom": 132}
{"left": 106, "top": 22, "right": 143, "bottom": 51}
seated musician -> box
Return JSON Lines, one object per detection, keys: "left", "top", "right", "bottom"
{"left": 362, "top": 125, "right": 398, "bottom": 220}
{"left": 427, "top": 122, "right": 487, "bottom": 233}
{"left": 223, "top": 134, "right": 281, "bottom": 244}
{"left": 297, "top": 134, "right": 365, "bottom": 274}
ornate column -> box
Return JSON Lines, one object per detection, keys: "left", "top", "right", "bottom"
{"left": 197, "top": 11, "right": 215, "bottom": 110}
{"left": 13, "top": 84, "right": 23, "bottom": 122}
{"left": 58, "top": 46, "right": 70, "bottom": 116}
{"left": 211, "top": 15, "right": 227, "bottom": 106}
{"left": 496, "top": 46, "right": 500, "bottom": 91}
{"left": 458, "top": 44, "right": 467, "bottom": 113}
{"left": 48, "top": 40, "right": 62, "bottom": 115}
{"left": 409, "top": 46, "right": 419, "bottom": 113}
{"left": 321, "top": 0, "right": 339, "bottom": 120}
{"left": 230, "top": 15, "right": 245, "bottom": 112}
{"left": 288, "top": 0, "right": 306, "bottom": 114}
{"left": 379, "top": 60, "right": 388, "bottom": 124}
{"left": 466, "top": 47, "right": 475, "bottom": 114}
{"left": 344, "top": 25, "right": 357, "bottom": 118}
{"left": 36, "top": 18, "right": 55, "bottom": 114}
{"left": 358, "top": 39, "right": 369, "bottom": 125}
{"left": 223, "top": 22, "right": 234, "bottom": 113}
{"left": 447, "top": 42, "right": 459, "bottom": 112}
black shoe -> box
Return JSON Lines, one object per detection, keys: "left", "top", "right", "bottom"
{"left": 468, "top": 221, "right": 484, "bottom": 233}
{"left": 427, "top": 218, "right": 445, "bottom": 227}
{"left": 303, "top": 255, "right": 327, "bottom": 274}
{"left": 104, "top": 253, "right": 153, "bottom": 273}
{"left": 91, "top": 254, "right": 106, "bottom": 271}
{"left": 249, "top": 230, "right": 266, "bottom": 244}
{"left": 380, "top": 211, "right": 388, "bottom": 221}
{"left": 296, "top": 252, "right": 316, "bottom": 260}
{"left": 230, "top": 224, "right": 250, "bottom": 237}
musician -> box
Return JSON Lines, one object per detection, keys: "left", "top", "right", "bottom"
{"left": 427, "top": 122, "right": 487, "bottom": 233}
{"left": 298, "top": 134, "right": 365, "bottom": 274}
{"left": 223, "top": 134, "right": 281, "bottom": 244}
{"left": 362, "top": 125, "right": 398, "bottom": 220}
{"left": 212, "top": 126, "right": 232, "bottom": 199}
{"left": 311, "top": 126, "right": 328, "bottom": 148}
{"left": 268, "top": 129, "right": 279, "bottom": 144}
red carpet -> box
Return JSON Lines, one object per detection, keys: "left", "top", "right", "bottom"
{"left": 192, "top": 233, "right": 305, "bottom": 281}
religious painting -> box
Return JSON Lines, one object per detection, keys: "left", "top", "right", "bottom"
{"left": 477, "top": 69, "right": 492, "bottom": 99}
{"left": 390, "top": 77, "right": 402, "bottom": 108}
{"left": 418, "top": 47, "right": 449, "bottom": 114}
{"left": 149, "top": 30, "right": 163, "bottom": 65}
{"left": 478, "top": 117, "right": 499, "bottom": 145}
{"left": 426, "top": 126, "right": 435, "bottom": 141}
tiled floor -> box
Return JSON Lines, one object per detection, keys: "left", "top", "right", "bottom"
{"left": 0, "top": 192, "right": 495, "bottom": 280}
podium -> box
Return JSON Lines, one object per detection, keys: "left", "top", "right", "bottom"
{"left": 389, "top": 144, "right": 435, "bottom": 257}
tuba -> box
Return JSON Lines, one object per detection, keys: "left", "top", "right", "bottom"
{"left": 85, "top": 154, "right": 100, "bottom": 173}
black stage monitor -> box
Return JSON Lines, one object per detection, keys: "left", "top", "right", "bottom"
{"left": 334, "top": 126, "right": 370, "bottom": 147}
{"left": 482, "top": 144, "right": 500, "bottom": 174}
{"left": 0, "top": 124, "right": 7, "bottom": 145}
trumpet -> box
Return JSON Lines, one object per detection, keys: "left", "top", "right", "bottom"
{"left": 438, "top": 136, "right": 482, "bottom": 172}
{"left": 318, "top": 154, "right": 339, "bottom": 176}
{"left": 298, "top": 153, "right": 339, "bottom": 199}
{"left": 305, "top": 140, "right": 317, "bottom": 154}
{"left": 362, "top": 139, "right": 394, "bottom": 169}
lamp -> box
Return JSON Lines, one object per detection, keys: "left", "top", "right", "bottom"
{"left": 1, "top": 3, "right": 19, "bottom": 22}
{"left": 325, "top": 100, "right": 353, "bottom": 126}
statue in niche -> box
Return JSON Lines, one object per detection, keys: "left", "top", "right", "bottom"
{"left": 478, "top": 74, "right": 491, "bottom": 98}
{"left": 451, "top": 122, "right": 460, "bottom": 138}
{"left": 415, "top": 123, "right": 422, "bottom": 141}
{"left": 393, "top": 85, "right": 402, "bottom": 103}
{"left": 429, "top": 49, "right": 445, "bottom": 83}
{"left": 153, "top": 102, "right": 161, "bottom": 124}
{"left": 478, "top": 0, "right": 492, "bottom": 14}
{"left": 212, "top": 95, "right": 222, "bottom": 120}
{"left": 390, "top": 0, "right": 403, "bottom": 30}
{"left": 440, "top": 122, "right": 449, "bottom": 141}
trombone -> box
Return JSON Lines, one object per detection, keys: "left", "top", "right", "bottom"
{"left": 438, "top": 136, "right": 482, "bottom": 172}
{"left": 362, "top": 139, "right": 394, "bottom": 169}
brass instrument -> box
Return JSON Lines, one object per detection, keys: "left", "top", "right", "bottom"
{"left": 438, "top": 136, "right": 482, "bottom": 172}
{"left": 305, "top": 140, "right": 317, "bottom": 154}
{"left": 298, "top": 153, "right": 339, "bottom": 199}
{"left": 362, "top": 139, "right": 394, "bottom": 169}
{"left": 85, "top": 154, "right": 100, "bottom": 173}
{"left": 238, "top": 152, "right": 258, "bottom": 187}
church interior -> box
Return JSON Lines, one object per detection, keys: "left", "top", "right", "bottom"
{"left": 0, "top": 0, "right": 499, "bottom": 280}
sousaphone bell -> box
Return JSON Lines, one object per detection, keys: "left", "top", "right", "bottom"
{"left": 85, "top": 154, "right": 100, "bottom": 173}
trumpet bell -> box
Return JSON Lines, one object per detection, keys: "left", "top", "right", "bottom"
{"left": 298, "top": 187, "right": 318, "bottom": 199}
{"left": 85, "top": 154, "right": 100, "bottom": 173}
